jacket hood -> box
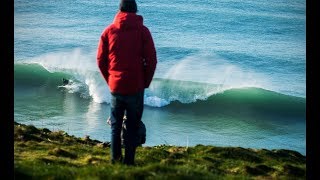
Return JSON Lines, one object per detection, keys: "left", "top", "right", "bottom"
{"left": 113, "top": 11, "right": 143, "bottom": 29}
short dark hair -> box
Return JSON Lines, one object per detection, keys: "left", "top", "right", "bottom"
{"left": 119, "top": 0, "right": 137, "bottom": 13}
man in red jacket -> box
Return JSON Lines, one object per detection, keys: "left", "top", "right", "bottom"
{"left": 96, "top": 0, "right": 157, "bottom": 165}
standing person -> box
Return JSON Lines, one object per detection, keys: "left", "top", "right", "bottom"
{"left": 96, "top": 0, "right": 157, "bottom": 166}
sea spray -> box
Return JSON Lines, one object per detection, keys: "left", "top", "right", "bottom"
{"left": 162, "top": 53, "right": 268, "bottom": 90}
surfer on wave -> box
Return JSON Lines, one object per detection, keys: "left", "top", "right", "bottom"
{"left": 62, "top": 78, "right": 69, "bottom": 85}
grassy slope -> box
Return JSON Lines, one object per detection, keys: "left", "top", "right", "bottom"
{"left": 14, "top": 122, "right": 306, "bottom": 179}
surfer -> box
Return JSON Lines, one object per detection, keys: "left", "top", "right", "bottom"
{"left": 62, "top": 78, "right": 69, "bottom": 85}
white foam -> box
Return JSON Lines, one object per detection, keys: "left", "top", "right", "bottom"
{"left": 144, "top": 96, "right": 170, "bottom": 107}
{"left": 58, "top": 80, "right": 81, "bottom": 93}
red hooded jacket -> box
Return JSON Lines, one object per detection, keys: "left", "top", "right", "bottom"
{"left": 97, "top": 12, "right": 157, "bottom": 95}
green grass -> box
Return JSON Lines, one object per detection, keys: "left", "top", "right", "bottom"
{"left": 14, "top": 121, "right": 306, "bottom": 179}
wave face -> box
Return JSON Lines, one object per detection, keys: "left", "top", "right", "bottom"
{"left": 14, "top": 62, "right": 305, "bottom": 119}
{"left": 164, "top": 87, "right": 305, "bottom": 119}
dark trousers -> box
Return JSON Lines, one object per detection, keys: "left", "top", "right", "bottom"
{"left": 110, "top": 90, "right": 144, "bottom": 165}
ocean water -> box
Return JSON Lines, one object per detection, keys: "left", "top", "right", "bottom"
{"left": 14, "top": 0, "right": 306, "bottom": 155}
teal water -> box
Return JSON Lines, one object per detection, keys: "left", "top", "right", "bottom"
{"left": 14, "top": 0, "right": 306, "bottom": 154}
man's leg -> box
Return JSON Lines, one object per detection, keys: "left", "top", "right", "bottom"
{"left": 123, "top": 91, "right": 144, "bottom": 165}
{"left": 110, "top": 93, "right": 125, "bottom": 164}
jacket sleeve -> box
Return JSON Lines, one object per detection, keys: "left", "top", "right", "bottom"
{"left": 97, "top": 31, "right": 109, "bottom": 84}
{"left": 142, "top": 27, "right": 157, "bottom": 88}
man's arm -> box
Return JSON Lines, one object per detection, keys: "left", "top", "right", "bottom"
{"left": 97, "top": 31, "right": 109, "bottom": 84}
{"left": 142, "top": 27, "right": 157, "bottom": 88}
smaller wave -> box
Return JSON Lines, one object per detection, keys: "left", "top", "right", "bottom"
{"left": 163, "top": 87, "right": 306, "bottom": 119}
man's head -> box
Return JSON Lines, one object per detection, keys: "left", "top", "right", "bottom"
{"left": 119, "top": 0, "right": 137, "bottom": 13}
